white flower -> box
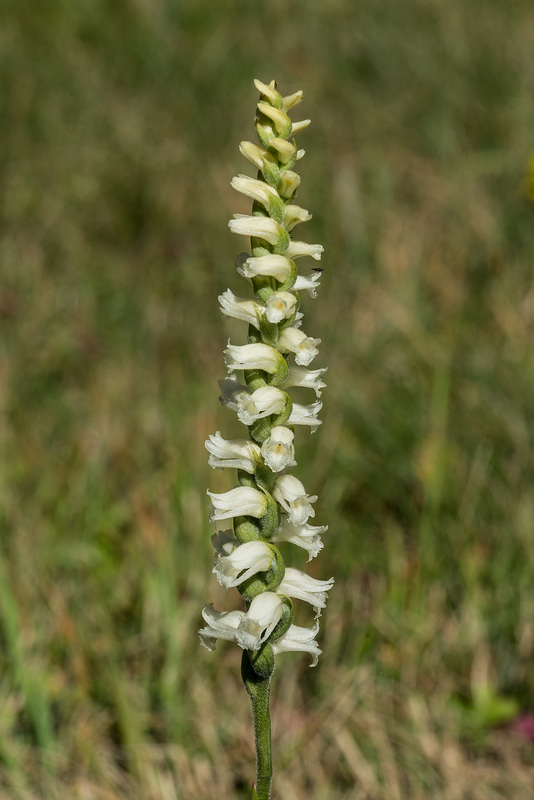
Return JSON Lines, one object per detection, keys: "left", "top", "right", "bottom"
{"left": 207, "top": 486, "right": 267, "bottom": 522}
{"left": 284, "top": 365, "right": 327, "bottom": 397}
{"left": 231, "top": 175, "right": 280, "bottom": 210}
{"left": 282, "top": 204, "right": 312, "bottom": 232}
{"left": 229, "top": 215, "right": 288, "bottom": 248}
{"left": 236, "top": 592, "right": 283, "bottom": 650}
{"left": 293, "top": 271, "right": 322, "bottom": 297}
{"left": 239, "top": 141, "right": 276, "bottom": 171}
{"left": 238, "top": 254, "right": 293, "bottom": 282}
{"left": 290, "top": 119, "right": 311, "bottom": 135}
{"left": 278, "top": 326, "right": 321, "bottom": 366}
{"left": 265, "top": 291, "right": 297, "bottom": 323}
{"left": 238, "top": 385, "right": 287, "bottom": 425}
{"left": 199, "top": 605, "right": 245, "bottom": 651}
{"left": 277, "top": 567, "right": 334, "bottom": 612}
{"left": 213, "top": 540, "right": 276, "bottom": 589}
{"left": 285, "top": 241, "right": 323, "bottom": 260}
{"left": 253, "top": 78, "right": 280, "bottom": 106}
{"left": 218, "top": 289, "right": 263, "bottom": 327}
{"left": 271, "top": 516, "right": 327, "bottom": 561}
{"left": 273, "top": 475, "right": 317, "bottom": 526}
{"left": 224, "top": 342, "right": 287, "bottom": 375}
{"left": 278, "top": 170, "right": 300, "bottom": 199}
{"left": 272, "top": 621, "right": 321, "bottom": 666}
{"left": 261, "top": 426, "right": 296, "bottom": 472}
{"left": 205, "top": 431, "right": 261, "bottom": 473}
{"left": 269, "top": 137, "right": 297, "bottom": 164}
{"left": 257, "top": 101, "right": 291, "bottom": 136}
{"left": 218, "top": 378, "right": 286, "bottom": 425}
{"left": 288, "top": 401, "right": 323, "bottom": 432}
{"left": 281, "top": 89, "right": 303, "bottom": 112}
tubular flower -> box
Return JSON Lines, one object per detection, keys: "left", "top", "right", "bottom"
{"left": 213, "top": 540, "right": 278, "bottom": 589}
{"left": 271, "top": 516, "right": 327, "bottom": 561}
{"left": 278, "top": 326, "right": 321, "bottom": 366}
{"left": 272, "top": 474, "right": 317, "bottom": 526}
{"left": 200, "top": 79, "right": 332, "bottom": 800}
{"left": 205, "top": 432, "right": 261, "bottom": 473}
{"left": 260, "top": 426, "right": 296, "bottom": 473}
{"left": 272, "top": 621, "right": 322, "bottom": 666}
{"left": 207, "top": 486, "right": 268, "bottom": 522}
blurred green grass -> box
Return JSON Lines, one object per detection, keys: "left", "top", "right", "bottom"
{"left": 1, "top": 0, "right": 534, "bottom": 797}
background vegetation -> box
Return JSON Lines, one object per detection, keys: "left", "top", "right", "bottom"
{"left": 1, "top": 0, "right": 533, "bottom": 797}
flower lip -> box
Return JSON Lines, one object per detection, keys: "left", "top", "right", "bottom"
{"left": 272, "top": 621, "right": 321, "bottom": 666}
{"left": 236, "top": 385, "right": 287, "bottom": 425}
{"left": 273, "top": 475, "right": 318, "bottom": 526}
{"left": 278, "top": 327, "right": 321, "bottom": 367}
{"left": 218, "top": 289, "right": 263, "bottom": 327}
{"left": 277, "top": 567, "right": 334, "bottom": 613}
{"left": 285, "top": 241, "right": 324, "bottom": 260}
{"left": 205, "top": 431, "right": 261, "bottom": 473}
{"left": 236, "top": 592, "right": 284, "bottom": 650}
{"left": 199, "top": 604, "right": 245, "bottom": 651}
{"left": 261, "top": 426, "right": 296, "bottom": 473}
{"left": 213, "top": 540, "right": 276, "bottom": 589}
{"left": 271, "top": 516, "right": 327, "bottom": 561}
{"left": 288, "top": 400, "right": 323, "bottom": 432}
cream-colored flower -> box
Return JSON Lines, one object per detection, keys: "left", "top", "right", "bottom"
{"left": 261, "top": 426, "right": 296, "bottom": 472}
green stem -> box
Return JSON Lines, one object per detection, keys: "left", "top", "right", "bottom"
{"left": 242, "top": 651, "right": 273, "bottom": 800}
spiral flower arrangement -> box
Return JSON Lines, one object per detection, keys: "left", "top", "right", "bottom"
{"left": 199, "top": 79, "right": 333, "bottom": 800}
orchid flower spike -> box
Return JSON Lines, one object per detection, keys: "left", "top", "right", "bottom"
{"left": 200, "top": 79, "right": 331, "bottom": 800}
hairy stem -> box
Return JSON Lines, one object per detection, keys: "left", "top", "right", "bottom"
{"left": 242, "top": 650, "right": 272, "bottom": 800}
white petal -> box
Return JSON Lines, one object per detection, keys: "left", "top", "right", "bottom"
{"left": 269, "top": 137, "right": 297, "bottom": 164}
{"left": 261, "top": 426, "right": 296, "bottom": 472}
{"left": 291, "top": 119, "right": 311, "bottom": 134}
{"left": 285, "top": 241, "right": 323, "bottom": 260}
{"left": 236, "top": 385, "right": 286, "bottom": 425}
{"left": 278, "top": 171, "right": 300, "bottom": 199}
{"left": 284, "top": 365, "right": 327, "bottom": 397}
{"left": 271, "top": 516, "right": 327, "bottom": 561}
{"left": 213, "top": 541, "right": 275, "bottom": 589}
{"left": 253, "top": 79, "right": 280, "bottom": 106}
{"left": 224, "top": 342, "right": 286, "bottom": 375}
{"left": 199, "top": 605, "right": 244, "bottom": 650}
{"left": 272, "top": 621, "right": 321, "bottom": 666}
{"left": 288, "top": 401, "right": 323, "bottom": 432}
{"left": 273, "top": 475, "right": 317, "bottom": 526}
{"left": 282, "top": 90, "right": 303, "bottom": 111}
{"left": 239, "top": 254, "right": 293, "bottom": 282}
{"left": 278, "top": 327, "right": 321, "bottom": 366}
{"left": 218, "top": 289, "right": 263, "bottom": 327}
{"left": 277, "top": 568, "right": 334, "bottom": 612}
{"left": 236, "top": 592, "right": 283, "bottom": 650}
{"left": 257, "top": 102, "right": 291, "bottom": 136}
{"left": 205, "top": 431, "right": 261, "bottom": 473}
{"left": 282, "top": 204, "right": 312, "bottom": 232}
{"left": 293, "top": 271, "right": 322, "bottom": 297}
{"left": 239, "top": 141, "right": 276, "bottom": 170}
{"left": 207, "top": 487, "right": 267, "bottom": 522}
{"left": 231, "top": 175, "right": 279, "bottom": 209}
{"left": 265, "top": 291, "right": 298, "bottom": 323}
{"left": 229, "top": 216, "right": 285, "bottom": 246}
